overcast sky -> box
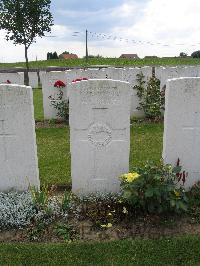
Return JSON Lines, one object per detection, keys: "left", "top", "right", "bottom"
{"left": 0, "top": 0, "right": 200, "bottom": 62}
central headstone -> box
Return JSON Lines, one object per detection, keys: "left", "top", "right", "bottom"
{"left": 0, "top": 84, "right": 39, "bottom": 191}
{"left": 69, "top": 79, "right": 131, "bottom": 194}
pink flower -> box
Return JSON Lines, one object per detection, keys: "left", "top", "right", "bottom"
{"left": 54, "top": 80, "right": 66, "bottom": 88}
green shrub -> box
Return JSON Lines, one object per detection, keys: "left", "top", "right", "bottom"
{"left": 134, "top": 72, "right": 164, "bottom": 119}
{"left": 120, "top": 161, "right": 188, "bottom": 214}
{"left": 49, "top": 90, "right": 69, "bottom": 122}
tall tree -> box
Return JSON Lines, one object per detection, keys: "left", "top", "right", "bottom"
{"left": 0, "top": 0, "right": 53, "bottom": 85}
{"left": 52, "top": 51, "right": 58, "bottom": 59}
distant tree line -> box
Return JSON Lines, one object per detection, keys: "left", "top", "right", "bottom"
{"left": 83, "top": 54, "right": 103, "bottom": 59}
{"left": 179, "top": 51, "right": 200, "bottom": 59}
{"left": 47, "top": 51, "right": 103, "bottom": 60}
{"left": 191, "top": 50, "right": 200, "bottom": 58}
{"left": 47, "top": 51, "right": 59, "bottom": 60}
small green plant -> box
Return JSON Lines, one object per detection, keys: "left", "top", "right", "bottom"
{"left": 50, "top": 90, "right": 69, "bottom": 121}
{"left": 120, "top": 160, "right": 188, "bottom": 214}
{"left": 72, "top": 193, "right": 128, "bottom": 228}
{"left": 187, "top": 181, "right": 200, "bottom": 223}
{"left": 61, "top": 191, "right": 71, "bottom": 212}
{"left": 30, "top": 185, "right": 50, "bottom": 211}
{"left": 28, "top": 221, "right": 46, "bottom": 241}
{"left": 134, "top": 72, "right": 164, "bottom": 120}
{"left": 49, "top": 80, "right": 69, "bottom": 122}
{"left": 54, "top": 223, "right": 77, "bottom": 242}
{"left": 48, "top": 119, "right": 56, "bottom": 126}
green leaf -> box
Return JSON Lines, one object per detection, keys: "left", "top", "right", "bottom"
{"left": 170, "top": 199, "right": 176, "bottom": 207}
{"left": 172, "top": 166, "right": 182, "bottom": 174}
{"left": 145, "top": 188, "right": 154, "bottom": 198}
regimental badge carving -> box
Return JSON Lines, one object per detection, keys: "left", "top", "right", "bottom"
{"left": 88, "top": 123, "right": 112, "bottom": 148}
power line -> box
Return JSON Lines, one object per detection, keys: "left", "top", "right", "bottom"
{"left": 72, "top": 30, "right": 200, "bottom": 48}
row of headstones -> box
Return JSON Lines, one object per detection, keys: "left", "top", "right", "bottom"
{"left": 0, "top": 77, "right": 200, "bottom": 193}
{"left": 2, "top": 65, "right": 200, "bottom": 89}
{"left": 41, "top": 66, "right": 200, "bottom": 119}
{"left": 0, "top": 72, "right": 39, "bottom": 88}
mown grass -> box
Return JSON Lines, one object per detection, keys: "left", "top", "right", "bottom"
{"left": 33, "top": 88, "right": 44, "bottom": 121}
{"left": 36, "top": 123, "right": 163, "bottom": 186}
{"left": 1, "top": 57, "right": 200, "bottom": 69}
{"left": 0, "top": 236, "right": 200, "bottom": 265}
{"left": 36, "top": 127, "right": 70, "bottom": 186}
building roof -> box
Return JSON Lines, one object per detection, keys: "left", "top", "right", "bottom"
{"left": 119, "top": 54, "right": 139, "bottom": 59}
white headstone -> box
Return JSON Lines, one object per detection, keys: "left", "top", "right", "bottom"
{"left": 156, "top": 66, "right": 200, "bottom": 90}
{"left": 0, "top": 73, "right": 23, "bottom": 85}
{"left": 41, "top": 71, "right": 67, "bottom": 119}
{"left": 69, "top": 79, "right": 131, "bottom": 194}
{"left": 163, "top": 77, "right": 200, "bottom": 189}
{"left": 0, "top": 84, "right": 39, "bottom": 191}
{"left": 123, "top": 67, "right": 152, "bottom": 117}
{"left": 29, "top": 72, "right": 39, "bottom": 88}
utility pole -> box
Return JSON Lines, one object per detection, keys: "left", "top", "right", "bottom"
{"left": 86, "top": 29, "right": 88, "bottom": 62}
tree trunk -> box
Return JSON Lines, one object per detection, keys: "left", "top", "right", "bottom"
{"left": 24, "top": 46, "right": 29, "bottom": 86}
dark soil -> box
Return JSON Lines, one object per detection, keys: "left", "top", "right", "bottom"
{"left": 0, "top": 214, "right": 199, "bottom": 243}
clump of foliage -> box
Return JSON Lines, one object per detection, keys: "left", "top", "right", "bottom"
{"left": 179, "top": 52, "right": 188, "bottom": 58}
{"left": 0, "top": 192, "right": 35, "bottom": 229}
{"left": 187, "top": 181, "right": 200, "bottom": 223}
{"left": 191, "top": 50, "right": 200, "bottom": 58}
{"left": 134, "top": 72, "right": 165, "bottom": 120}
{"left": 0, "top": 186, "right": 71, "bottom": 232}
{"left": 120, "top": 160, "right": 188, "bottom": 214}
{"left": 54, "top": 222, "right": 78, "bottom": 242}
{"left": 47, "top": 51, "right": 59, "bottom": 60}
{"left": 71, "top": 193, "right": 129, "bottom": 228}
{"left": 49, "top": 80, "right": 69, "bottom": 122}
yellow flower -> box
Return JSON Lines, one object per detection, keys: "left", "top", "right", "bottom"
{"left": 108, "top": 212, "right": 112, "bottom": 216}
{"left": 100, "top": 224, "right": 107, "bottom": 228}
{"left": 174, "top": 190, "right": 180, "bottom": 197}
{"left": 100, "top": 223, "right": 113, "bottom": 228}
{"left": 121, "top": 172, "right": 140, "bottom": 183}
{"left": 107, "top": 223, "right": 113, "bottom": 228}
{"left": 122, "top": 207, "right": 128, "bottom": 214}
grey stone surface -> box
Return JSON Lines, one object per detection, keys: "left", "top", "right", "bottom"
{"left": 163, "top": 77, "right": 200, "bottom": 188}
{"left": 41, "top": 71, "right": 67, "bottom": 119}
{"left": 0, "top": 84, "right": 39, "bottom": 191}
{"left": 69, "top": 79, "right": 131, "bottom": 194}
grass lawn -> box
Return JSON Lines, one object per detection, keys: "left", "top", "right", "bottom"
{"left": 36, "top": 123, "right": 163, "bottom": 186}
{"left": 33, "top": 88, "right": 44, "bottom": 121}
{"left": 0, "top": 236, "right": 200, "bottom": 265}
{"left": 1, "top": 57, "right": 200, "bottom": 69}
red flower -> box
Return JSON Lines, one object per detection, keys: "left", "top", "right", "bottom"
{"left": 6, "top": 80, "right": 11, "bottom": 84}
{"left": 72, "top": 77, "right": 88, "bottom": 83}
{"left": 54, "top": 80, "right": 66, "bottom": 88}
